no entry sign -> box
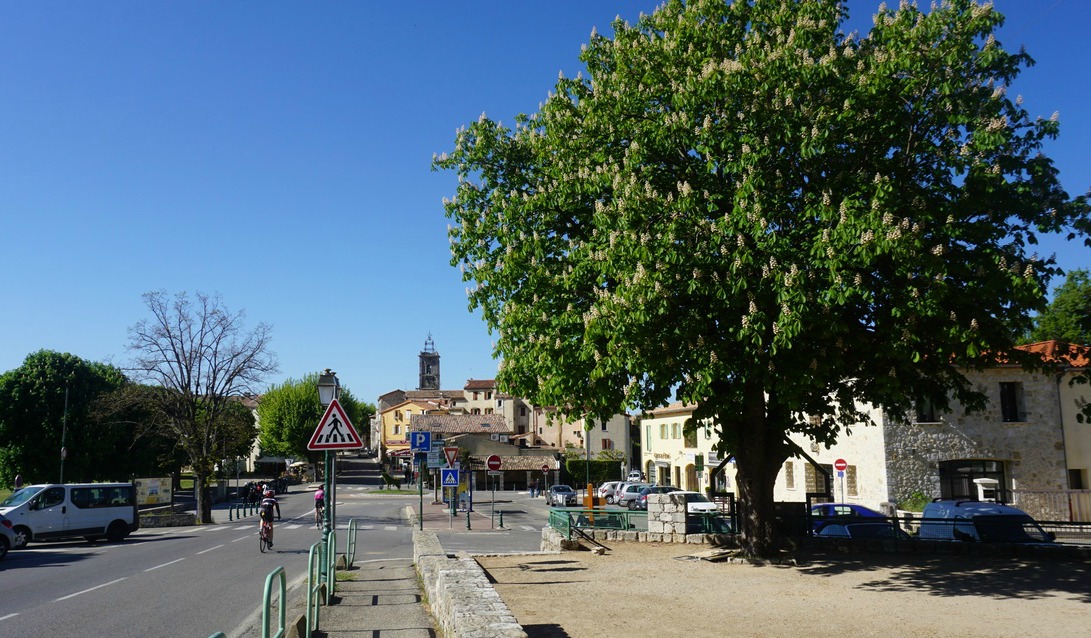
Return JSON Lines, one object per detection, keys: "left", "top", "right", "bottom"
{"left": 486, "top": 454, "right": 502, "bottom": 471}
{"left": 834, "top": 458, "right": 847, "bottom": 472}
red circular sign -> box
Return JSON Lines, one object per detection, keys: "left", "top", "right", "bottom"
{"left": 834, "top": 458, "right": 848, "bottom": 471}
{"left": 541, "top": 464, "right": 550, "bottom": 473}
{"left": 487, "top": 455, "right": 502, "bottom": 471}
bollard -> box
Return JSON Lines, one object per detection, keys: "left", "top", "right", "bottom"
{"left": 229, "top": 506, "right": 234, "bottom": 521}
{"left": 466, "top": 507, "right": 471, "bottom": 530}
{"left": 499, "top": 510, "right": 504, "bottom": 528}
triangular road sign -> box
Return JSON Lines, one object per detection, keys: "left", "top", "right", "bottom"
{"left": 307, "top": 399, "right": 363, "bottom": 450}
{"left": 443, "top": 447, "right": 458, "bottom": 467}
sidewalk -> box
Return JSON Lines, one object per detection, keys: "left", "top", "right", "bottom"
{"left": 282, "top": 497, "right": 499, "bottom": 637}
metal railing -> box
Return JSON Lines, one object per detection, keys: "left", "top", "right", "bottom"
{"left": 261, "top": 566, "right": 287, "bottom": 638}
{"left": 345, "top": 518, "right": 358, "bottom": 567}
{"left": 306, "top": 541, "right": 325, "bottom": 638}
{"left": 548, "top": 509, "right": 648, "bottom": 539}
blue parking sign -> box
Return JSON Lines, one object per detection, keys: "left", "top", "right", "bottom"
{"left": 410, "top": 431, "right": 431, "bottom": 452}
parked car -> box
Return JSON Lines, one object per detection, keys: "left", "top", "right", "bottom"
{"left": 598, "top": 481, "right": 623, "bottom": 504}
{"left": 615, "top": 483, "right": 653, "bottom": 508}
{"left": 627, "top": 470, "right": 644, "bottom": 482}
{"left": 632, "top": 485, "right": 681, "bottom": 511}
{"left": 676, "top": 491, "right": 719, "bottom": 514}
{"left": 809, "top": 503, "right": 886, "bottom": 532}
{"left": 548, "top": 485, "right": 578, "bottom": 507}
{"left": 919, "top": 500, "right": 1055, "bottom": 543}
{"left": 0, "top": 513, "right": 16, "bottom": 560}
{"left": 817, "top": 522, "right": 911, "bottom": 540}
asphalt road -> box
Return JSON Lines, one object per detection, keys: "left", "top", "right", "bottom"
{"left": 0, "top": 457, "right": 556, "bottom": 637}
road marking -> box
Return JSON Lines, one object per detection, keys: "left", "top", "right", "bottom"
{"left": 145, "top": 558, "right": 186, "bottom": 572}
{"left": 207, "top": 526, "right": 228, "bottom": 531}
{"left": 521, "top": 525, "right": 537, "bottom": 531}
{"left": 55, "top": 578, "right": 127, "bottom": 601}
{"left": 286, "top": 524, "right": 302, "bottom": 530}
{"left": 197, "top": 544, "right": 224, "bottom": 555}
{"left": 385, "top": 526, "right": 397, "bottom": 531}
{"left": 235, "top": 526, "right": 250, "bottom": 530}
{"left": 231, "top": 536, "right": 249, "bottom": 543}
{"left": 359, "top": 525, "right": 375, "bottom": 529}
{"left": 0, "top": 613, "right": 19, "bottom": 621}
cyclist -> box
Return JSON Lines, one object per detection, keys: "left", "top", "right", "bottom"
{"left": 258, "top": 489, "right": 281, "bottom": 547}
{"left": 314, "top": 487, "right": 326, "bottom": 528}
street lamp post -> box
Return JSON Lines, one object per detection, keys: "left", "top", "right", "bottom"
{"left": 317, "top": 369, "right": 340, "bottom": 557}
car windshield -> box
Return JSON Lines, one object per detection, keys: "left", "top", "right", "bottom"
{"left": 0, "top": 486, "right": 42, "bottom": 507}
{"left": 685, "top": 493, "right": 711, "bottom": 503}
{"left": 554, "top": 486, "right": 574, "bottom": 493}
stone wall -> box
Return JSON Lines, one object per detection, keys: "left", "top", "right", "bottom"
{"left": 413, "top": 530, "right": 527, "bottom": 638}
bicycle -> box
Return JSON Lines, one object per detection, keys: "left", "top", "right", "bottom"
{"left": 259, "top": 519, "right": 273, "bottom": 553}
{"left": 314, "top": 502, "right": 325, "bottom": 528}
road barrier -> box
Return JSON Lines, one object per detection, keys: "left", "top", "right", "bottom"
{"left": 346, "top": 518, "right": 358, "bottom": 566}
{"left": 262, "top": 566, "right": 286, "bottom": 638}
{"left": 305, "top": 541, "right": 325, "bottom": 638}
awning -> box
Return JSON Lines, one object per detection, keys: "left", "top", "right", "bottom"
{"left": 389, "top": 449, "right": 414, "bottom": 457}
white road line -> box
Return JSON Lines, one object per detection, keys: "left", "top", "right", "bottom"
{"left": 208, "top": 526, "right": 228, "bottom": 531}
{"left": 55, "top": 578, "right": 127, "bottom": 602}
{"left": 384, "top": 526, "right": 397, "bottom": 531}
{"left": 0, "top": 613, "right": 19, "bottom": 621}
{"left": 145, "top": 558, "right": 186, "bottom": 572}
{"left": 360, "top": 525, "right": 375, "bottom": 529}
{"left": 286, "top": 524, "right": 302, "bottom": 530}
{"left": 521, "top": 525, "right": 536, "bottom": 531}
{"left": 231, "top": 536, "right": 249, "bottom": 543}
{"left": 197, "top": 544, "right": 224, "bottom": 555}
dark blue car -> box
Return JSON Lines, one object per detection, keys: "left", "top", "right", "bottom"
{"left": 809, "top": 503, "right": 885, "bottom": 533}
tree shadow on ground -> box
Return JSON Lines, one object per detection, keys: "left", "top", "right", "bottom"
{"left": 796, "top": 550, "right": 1091, "bottom": 602}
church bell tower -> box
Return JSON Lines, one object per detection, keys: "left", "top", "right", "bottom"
{"left": 418, "top": 334, "right": 440, "bottom": 391}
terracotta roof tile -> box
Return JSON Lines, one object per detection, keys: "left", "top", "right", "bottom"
{"left": 409, "top": 413, "right": 510, "bottom": 434}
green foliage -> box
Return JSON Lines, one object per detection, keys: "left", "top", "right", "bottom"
{"left": 258, "top": 373, "right": 375, "bottom": 462}
{"left": 436, "top": 0, "right": 1090, "bottom": 555}
{"left": 564, "top": 458, "right": 622, "bottom": 486}
{"left": 897, "top": 491, "right": 931, "bottom": 512}
{"left": 0, "top": 350, "right": 142, "bottom": 488}
{"left": 1029, "top": 270, "right": 1091, "bottom": 345}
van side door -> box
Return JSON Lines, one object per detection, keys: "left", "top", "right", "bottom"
{"left": 32, "top": 487, "right": 68, "bottom": 537}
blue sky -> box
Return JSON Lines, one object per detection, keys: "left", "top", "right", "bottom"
{"left": 2, "top": 1, "right": 1088, "bottom": 408}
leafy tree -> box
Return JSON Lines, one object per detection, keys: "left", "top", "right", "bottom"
{"left": 257, "top": 373, "right": 374, "bottom": 463}
{"left": 1028, "top": 269, "right": 1091, "bottom": 345}
{"left": 126, "top": 291, "right": 277, "bottom": 523}
{"left": 435, "top": 0, "right": 1090, "bottom": 555}
{"left": 0, "top": 351, "right": 133, "bottom": 488}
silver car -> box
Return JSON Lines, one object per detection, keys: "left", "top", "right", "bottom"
{"left": 0, "top": 513, "right": 16, "bottom": 560}
{"left": 598, "top": 481, "right": 623, "bottom": 504}
{"left": 615, "top": 482, "right": 653, "bottom": 508}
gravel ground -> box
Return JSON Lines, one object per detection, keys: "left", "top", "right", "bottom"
{"left": 475, "top": 542, "right": 1091, "bottom": 638}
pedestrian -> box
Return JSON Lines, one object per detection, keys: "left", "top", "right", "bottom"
{"left": 530, "top": 478, "right": 538, "bottom": 498}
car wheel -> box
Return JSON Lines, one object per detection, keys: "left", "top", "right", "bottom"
{"left": 12, "top": 526, "right": 30, "bottom": 549}
{"left": 628, "top": 500, "right": 638, "bottom": 511}
{"left": 606, "top": 496, "right": 614, "bottom": 504}
{"left": 106, "top": 520, "right": 128, "bottom": 542}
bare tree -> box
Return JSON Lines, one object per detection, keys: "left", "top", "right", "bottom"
{"left": 127, "top": 291, "right": 277, "bottom": 523}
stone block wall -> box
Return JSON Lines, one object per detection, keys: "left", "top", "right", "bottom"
{"left": 413, "top": 530, "right": 527, "bottom": 638}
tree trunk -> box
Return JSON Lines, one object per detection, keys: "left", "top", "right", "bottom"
{"left": 730, "top": 385, "right": 789, "bottom": 557}
{"left": 194, "top": 471, "right": 213, "bottom": 524}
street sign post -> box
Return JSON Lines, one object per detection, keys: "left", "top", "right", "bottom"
{"left": 409, "top": 431, "right": 431, "bottom": 452}
{"left": 486, "top": 455, "right": 502, "bottom": 528}
{"left": 307, "top": 399, "right": 363, "bottom": 450}
{"left": 834, "top": 459, "right": 848, "bottom": 502}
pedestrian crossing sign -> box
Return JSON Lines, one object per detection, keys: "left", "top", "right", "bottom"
{"left": 441, "top": 468, "right": 459, "bottom": 487}
{"left": 307, "top": 399, "right": 363, "bottom": 450}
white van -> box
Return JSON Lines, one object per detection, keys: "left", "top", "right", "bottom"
{"left": 0, "top": 482, "right": 139, "bottom": 548}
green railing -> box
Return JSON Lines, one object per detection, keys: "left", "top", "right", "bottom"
{"left": 326, "top": 527, "right": 337, "bottom": 598}
{"left": 261, "top": 566, "right": 287, "bottom": 638}
{"left": 346, "top": 518, "right": 358, "bottom": 567}
{"left": 548, "top": 509, "right": 648, "bottom": 539}
{"left": 306, "top": 541, "right": 325, "bottom": 638}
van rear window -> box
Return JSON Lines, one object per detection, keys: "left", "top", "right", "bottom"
{"left": 71, "top": 486, "right": 134, "bottom": 509}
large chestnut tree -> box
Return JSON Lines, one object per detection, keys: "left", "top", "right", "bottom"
{"left": 435, "top": 0, "right": 1090, "bottom": 555}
